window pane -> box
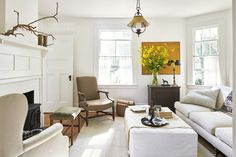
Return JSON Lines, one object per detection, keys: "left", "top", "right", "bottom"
{"left": 203, "top": 56, "right": 219, "bottom": 85}
{"left": 116, "top": 41, "right": 131, "bottom": 56}
{"left": 201, "top": 28, "right": 210, "bottom": 40}
{"left": 98, "top": 57, "right": 112, "bottom": 85}
{"left": 98, "top": 57, "right": 133, "bottom": 85}
{"left": 194, "top": 43, "right": 202, "bottom": 56}
{"left": 210, "top": 41, "right": 218, "bottom": 55}
{"left": 194, "top": 71, "right": 204, "bottom": 85}
{"left": 194, "top": 57, "right": 203, "bottom": 69}
{"left": 100, "top": 41, "right": 115, "bottom": 56}
{"left": 202, "top": 42, "right": 210, "bottom": 56}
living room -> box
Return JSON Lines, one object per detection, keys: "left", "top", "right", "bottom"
{"left": 0, "top": 0, "right": 235, "bottom": 157}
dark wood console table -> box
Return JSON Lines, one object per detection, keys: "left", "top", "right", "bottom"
{"left": 148, "top": 85, "right": 180, "bottom": 112}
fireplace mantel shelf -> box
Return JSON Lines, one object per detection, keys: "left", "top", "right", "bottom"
{"left": 0, "top": 35, "right": 48, "bottom": 51}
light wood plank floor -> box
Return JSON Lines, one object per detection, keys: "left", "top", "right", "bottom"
{"left": 44, "top": 114, "right": 225, "bottom": 157}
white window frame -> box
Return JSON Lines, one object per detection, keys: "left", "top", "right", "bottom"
{"left": 186, "top": 17, "right": 227, "bottom": 87}
{"left": 192, "top": 25, "right": 220, "bottom": 86}
{"left": 94, "top": 25, "right": 137, "bottom": 88}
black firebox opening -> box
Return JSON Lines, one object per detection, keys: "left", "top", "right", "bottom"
{"left": 23, "top": 90, "right": 41, "bottom": 131}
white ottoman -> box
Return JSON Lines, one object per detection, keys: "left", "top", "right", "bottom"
{"left": 125, "top": 106, "right": 198, "bottom": 157}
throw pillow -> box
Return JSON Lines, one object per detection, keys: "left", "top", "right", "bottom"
{"left": 181, "top": 88, "right": 220, "bottom": 109}
{"left": 221, "top": 91, "right": 233, "bottom": 114}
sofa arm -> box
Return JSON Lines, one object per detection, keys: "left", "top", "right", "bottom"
{"left": 23, "top": 123, "right": 67, "bottom": 152}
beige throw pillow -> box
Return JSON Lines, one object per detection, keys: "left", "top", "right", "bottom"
{"left": 181, "top": 88, "right": 220, "bottom": 109}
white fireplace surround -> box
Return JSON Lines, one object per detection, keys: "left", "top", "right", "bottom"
{"left": 0, "top": 36, "right": 47, "bottom": 123}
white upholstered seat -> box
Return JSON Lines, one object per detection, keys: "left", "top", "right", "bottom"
{"left": 189, "top": 112, "right": 232, "bottom": 135}
{"left": 174, "top": 101, "right": 213, "bottom": 118}
{"left": 215, "top": 127, "right": 232, "bottom": 147}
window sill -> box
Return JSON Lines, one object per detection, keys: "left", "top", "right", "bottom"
{"left": 98, "top": 84, "right": 138, "bottom": 89}
{"left": 186, "top": 84, "right": 213, "bottom": 89}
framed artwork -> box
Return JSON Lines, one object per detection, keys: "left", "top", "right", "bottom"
{"left": 141, "top": 42, "right": 180, "bottom": 75}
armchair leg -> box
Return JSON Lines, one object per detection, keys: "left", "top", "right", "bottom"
{"left": 71, "top": 120, "right": 74, "bottom": 146}
{"left": 50, "top": 115, "right": 53, "bottom": 126}
{"left": 86, "top": 110, "right": 88, "bottom": 126}
{"left": 78, "top": 114, "right": 80, "bottom": 132}
{"left": 112, "top": 106, "right": 115, "bottom": 121}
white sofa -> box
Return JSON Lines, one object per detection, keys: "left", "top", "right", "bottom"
{"left": 174, "top": 86, "right": 233, "bottom": 157}
{"left": 0, "top": 93, "right": 69, "bottom": 157}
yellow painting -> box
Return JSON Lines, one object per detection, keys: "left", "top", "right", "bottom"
{"left": 141, "top": 42, "right": 180, "bottom": 75}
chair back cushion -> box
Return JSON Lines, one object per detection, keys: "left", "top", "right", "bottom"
{"left": 76, "top": 76, "right": 100, "bottom": 100}
{"left": 0, "top": 94, "right": 27, "bottom": 157}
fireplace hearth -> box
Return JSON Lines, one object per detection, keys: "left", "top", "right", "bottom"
{"left": 23, "top": 91, "right": 41, "bottom": 131}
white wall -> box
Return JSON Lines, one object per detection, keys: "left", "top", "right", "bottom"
{"left": 40, "top": 17, "right": 186, "bottom": 104}
{"left": 0, "top": 0, "right": 38, "bottom": 43}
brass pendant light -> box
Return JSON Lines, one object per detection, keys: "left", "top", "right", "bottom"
{"left": 127, "top": 0, "right": 149, "bottom": 36}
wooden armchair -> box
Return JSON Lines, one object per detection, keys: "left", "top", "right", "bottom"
{"left": 76, "top": 76, "right": 115, "bottom": 126}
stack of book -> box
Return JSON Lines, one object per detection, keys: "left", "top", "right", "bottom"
{"left": 129, "top": 105, "right": 149, "bottom": 113}
{"left": 159, "top": 108, "right": 173, "bottom": 119}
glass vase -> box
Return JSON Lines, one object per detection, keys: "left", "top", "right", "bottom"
{"left": 152, "top": 72, "right": 158, "bottom": 85}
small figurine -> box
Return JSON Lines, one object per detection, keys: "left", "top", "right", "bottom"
{"left": 162, "top": 79, "right": 170, "bottom": 86}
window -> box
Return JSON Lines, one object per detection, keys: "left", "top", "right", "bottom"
{"left": 192, "top": 26, "right": 220, "bottom": 85}
{"left": 97, "top": 29, "right": 134, "bottom": 85}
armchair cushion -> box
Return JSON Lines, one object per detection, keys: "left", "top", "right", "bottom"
{"left": 86, "top": 99, "right": 113, "bottom": 111}
{"left": 76, "top": 77, "right": 100, "bottom": 100}
{"left": 51, "top": 107, "right": 81, "bottom": 120}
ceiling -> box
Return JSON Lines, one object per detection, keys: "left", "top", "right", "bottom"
{"left": 39, "top": 0, "right": 232, "bottom": 18}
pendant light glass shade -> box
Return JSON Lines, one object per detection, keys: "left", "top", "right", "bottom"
{"left": 127, "top": 0, "right": 149, "bottom": 36}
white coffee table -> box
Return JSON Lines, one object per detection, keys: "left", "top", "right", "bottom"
{"left": 124, "top": 106, "right": 198, "bottom": 157}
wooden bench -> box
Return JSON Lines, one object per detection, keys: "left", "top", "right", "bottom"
{"left": 50, "top": 106, "right": 81, "bottom": 146}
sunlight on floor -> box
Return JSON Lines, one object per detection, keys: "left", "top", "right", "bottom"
{"left": 81, "top": 149, "right": 102, "bottom": 157}
{"left": 70, "top": 117, "right": 216, "bottom": 157}
{"left": 88, "top": 128, "right": 114, "bottom": 145}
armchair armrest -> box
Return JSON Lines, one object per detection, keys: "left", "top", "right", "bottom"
{"left": 98, "top": 90, "right": 114, "bottom": 102}
{"left": 23, "top": 123, "right": 68, "bottom": 152}
{"left": 78, "top": 91, "right": 86, "bottom": 101}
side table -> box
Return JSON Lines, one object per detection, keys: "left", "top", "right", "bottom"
{"left": 148, "top": 85, "right": 180, "bottom": 112}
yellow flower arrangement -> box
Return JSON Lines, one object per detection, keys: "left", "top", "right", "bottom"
{"left": 141, "top": 45, "right": 170, "bottom": 85}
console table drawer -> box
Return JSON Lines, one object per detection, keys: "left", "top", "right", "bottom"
{"left": 148, "top": 85, "right": 180, "bottom": 112}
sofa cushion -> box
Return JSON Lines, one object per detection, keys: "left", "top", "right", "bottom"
{"left": 189, "top": 112, "right": 232, "bottom": 135}
{"left": 181, "top": 88, "right": 220, "bottom": 109}
{"left": 174, "top": 102, "right": 213, "bottom": 118}
{"left": 215, "top": 127, "right": 232, "bottom": 147}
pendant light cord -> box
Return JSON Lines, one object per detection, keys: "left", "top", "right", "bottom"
{"left": 136, "top": 0, "right": 141, "bottom": 13}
